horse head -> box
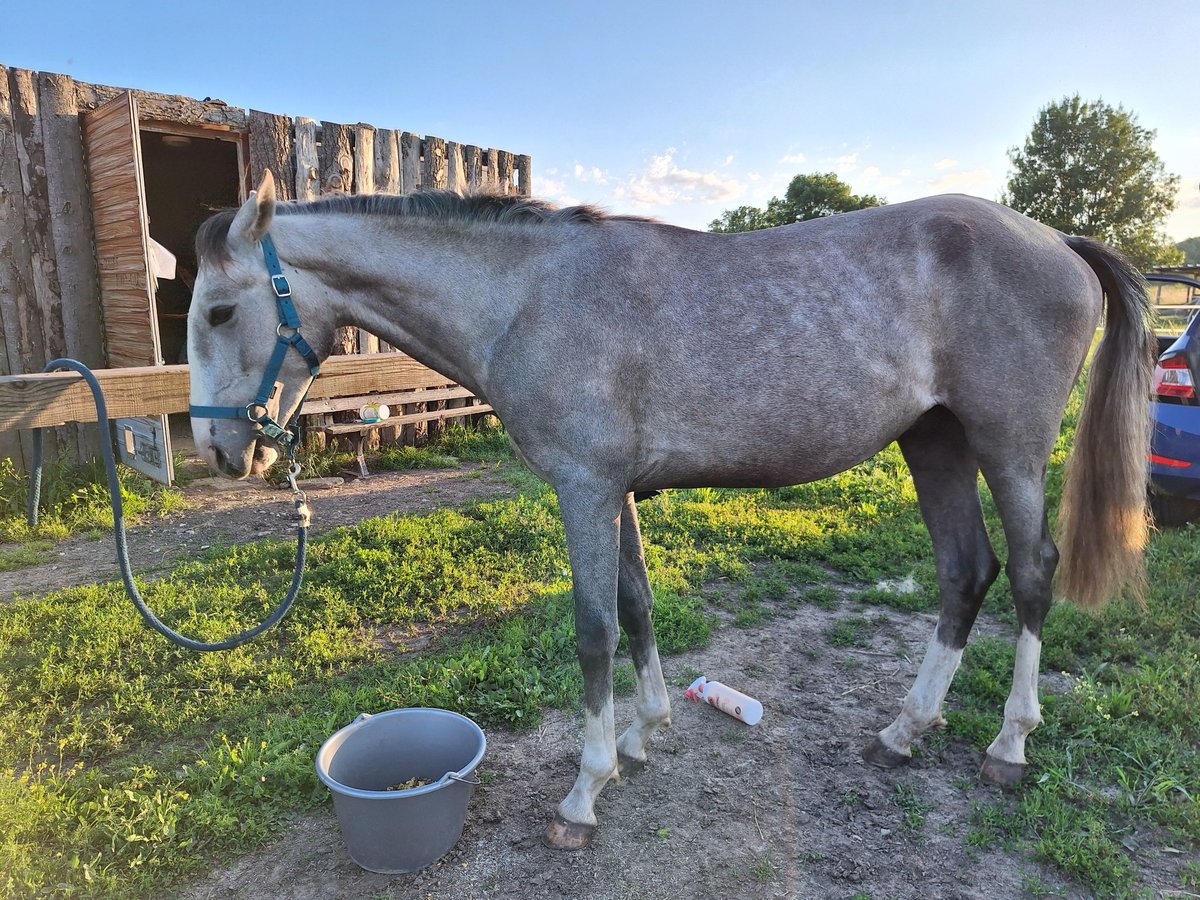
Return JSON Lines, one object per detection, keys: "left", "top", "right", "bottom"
{"left": 188, "top": 171, "right": 332, "bottom": 478}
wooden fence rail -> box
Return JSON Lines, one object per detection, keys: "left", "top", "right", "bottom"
{"left": 0, "top": 354, "right": 473, "bottom": 432}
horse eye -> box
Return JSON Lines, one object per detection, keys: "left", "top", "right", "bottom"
{"left": 208, "top": 305, "right": 235, "bottom": 326}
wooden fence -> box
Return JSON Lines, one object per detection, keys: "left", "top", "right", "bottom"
{"left": 0, "top": 64, "right": 530, "bottom": 469}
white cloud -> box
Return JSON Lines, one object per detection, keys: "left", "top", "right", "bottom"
{"left": 573, "top": 164, "right": 608, "bottom": 185}
{"left": 617, "top": 149, "right": 745, "bottom": 208}
{"left": 835, "top": 152, "right": 859, "bottom": 173}
{"left": 858, "top": 165, "right": 904, "bottom": 190}
{"left": 926, "top": 168, "right": 992, "bottom": 193}
{"left": 779, "top": 152, "right": 807, "bottom": 165}
{"left": 934, "top": 158, "right": 958, "bottom": 171}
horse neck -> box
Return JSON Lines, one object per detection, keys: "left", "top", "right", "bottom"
{"left": 274, "top": 213, "right": 539, "bottom": 392}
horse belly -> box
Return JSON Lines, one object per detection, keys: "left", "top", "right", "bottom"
{"left": 634, "top": 397, "right": 924, "bottom": 491}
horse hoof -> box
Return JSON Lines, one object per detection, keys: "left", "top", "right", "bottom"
{"left": 862, "top": 735, "right": 911, "bottom": 769}
{"left": 543, "top": 813, "right": 596, "bottom": 850}
{"left": 617, "top": 752, "right": 647, "bottom": 779}
{"left": 979, "top": 754, "right": 1026, "bottom": 787}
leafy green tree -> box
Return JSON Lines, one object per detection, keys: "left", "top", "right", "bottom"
{"left": 1002, "top": 95, "right": 1182, "bottom": 268}
{"left": 1177, "top": 236, "right": 1200, "bottom": 265}
{"left": 710, "top": 172, "right": 883, "bottom": 233}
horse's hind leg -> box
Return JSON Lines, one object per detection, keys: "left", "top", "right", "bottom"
{"left": 614, "top": 493, "right": 672, "bottom": 777}
{"left": 864, "top": 407, "right": 1000, "bottom": 767}
{"left": 974, "top": 459, "right": 1058, "bottom": 785}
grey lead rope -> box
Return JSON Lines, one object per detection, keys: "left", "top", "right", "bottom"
{"left": 27, "top": 358, "right": 311, "bottom": 652}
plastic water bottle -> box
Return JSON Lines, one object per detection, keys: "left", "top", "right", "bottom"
{"left": 684, "top": 675, "right": 763, "bottom": 726}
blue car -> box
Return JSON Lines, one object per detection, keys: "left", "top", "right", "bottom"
{"left": 1148, "top": 273, "right": 1200, "bottom": 525}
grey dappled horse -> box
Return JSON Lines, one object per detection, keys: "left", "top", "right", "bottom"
{"left": 189, "top": 172, "right": 1153, "bottom": 849}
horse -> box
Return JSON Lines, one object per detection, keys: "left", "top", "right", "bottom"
{"left": 188, "top": 171, "right": 1153, "bottom": 849}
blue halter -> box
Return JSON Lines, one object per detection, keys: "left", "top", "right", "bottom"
{"left": 189, "top": 234, "right": 321, "bottom": 451}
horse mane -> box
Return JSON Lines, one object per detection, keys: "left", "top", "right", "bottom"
{"left": 196, "top": 192, "right": 652, "bottom": 266}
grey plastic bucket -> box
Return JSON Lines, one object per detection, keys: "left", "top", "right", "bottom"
{"left": 315, "top": 708, "right": 486, "bottom": 874}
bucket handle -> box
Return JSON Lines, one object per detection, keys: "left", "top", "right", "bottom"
{"left": 446, "top": 771, "right": 481, "bottom": 786}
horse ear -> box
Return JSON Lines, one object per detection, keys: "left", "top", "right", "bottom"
{"left": 228, "top": 170, "right": 277, "bottom": 247}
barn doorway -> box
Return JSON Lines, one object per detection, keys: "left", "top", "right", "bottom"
{"left": 140, "top": 127, "right": 243, "bottom": 365}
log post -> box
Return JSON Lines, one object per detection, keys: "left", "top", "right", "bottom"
{"left": 37, "top": 71, "right": 104, "bottom": 459}
{"left": 9, "top": 68, "right": 71, "bottom": 457}
{"left": 294, "top": 117, "right": 320, "bottom": 201}
{"left": 399, "top": 132, "right": 420, "bottom": 194}
{"left": 464, "top": 145, "right": 482, "bottom": 193}
{"left": 248, "top": 110, "right": 295, "bottom": 200}
{"left": 516, "top": 154, "right": 532, "bottom": 197}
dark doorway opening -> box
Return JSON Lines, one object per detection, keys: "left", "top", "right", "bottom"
{"left": 139, "top": 129, "right": 242, "bottom": 365}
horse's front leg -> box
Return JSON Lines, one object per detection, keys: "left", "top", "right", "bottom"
{"left": 543, "top": 481, "right": 624, "bottom": 850}
{"left": 615, "top": 493, "right": 671, "bottom": 776}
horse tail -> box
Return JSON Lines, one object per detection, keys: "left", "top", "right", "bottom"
{"left": 1055, "top": 234, "right": 1155, "bottom": 609}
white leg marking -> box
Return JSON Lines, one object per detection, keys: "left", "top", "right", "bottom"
{"left": 878, "top": 631, "right": 963, "bottom": 756}
{"left": 558, "top": 697, "right": 617, "bottom": 826}
{"left": 986, "top": 628, "right": 1043, "bottom": 765}
{"left": 616, "top": 647, "right": 672, "bottom": 765}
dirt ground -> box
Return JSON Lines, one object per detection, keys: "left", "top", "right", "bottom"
{"left": 5, "top": 466, "right": 1186, "bottom": 898}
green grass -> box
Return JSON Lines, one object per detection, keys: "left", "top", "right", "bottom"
{"left": 1, "top": 389, "right": 1198, "bottom": 897}
{"left": 0, "top": 455, "right": 188, "bottom": 545}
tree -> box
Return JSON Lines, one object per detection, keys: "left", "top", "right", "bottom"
{"left": 1002, "top": 95, "right": 1182, "bottom": 268}
{"left": 709, "top": 172, "right": 883, "bottom": 233}
{"left": 1178, "top": 236, "right": 1200, "bottom": 265}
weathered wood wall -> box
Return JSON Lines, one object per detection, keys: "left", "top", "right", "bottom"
{"left": 0, "top": 63, "right": 531, "bottom": 468}
{"left": 1, "top": 66, "right": 107, "bottom": 467}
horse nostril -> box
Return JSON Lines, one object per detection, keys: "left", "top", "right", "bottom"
{"left": 213, "top": 445, "right": 228, "bottom": 472}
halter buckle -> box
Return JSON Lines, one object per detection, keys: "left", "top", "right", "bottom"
{"left": 271, "top": 274, "right": 292, "bottom": 298}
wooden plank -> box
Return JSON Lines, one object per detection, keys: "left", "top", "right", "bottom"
{"left": 301, "top": 385, "right": 474, "bottom": 415}
{"left": 82, "top": 91, "right": 162, "bottom": 369}
{"left": 0, "top": 353, "right": 465, "bottom": 431}
{"left": 74, "top": 80, "right": 245, "bottom": 128}
{"left": 248, "top": 110, "right": 295, "bottom": 200}
{"left": 399, "top": 131, "right": 420, "bottom": 193}
{"left": 316, "top": 405, "right": 492, "bottom": 434}
{"left": 318, "top": 120, "right": 353, "bottom": 194}
{"left": 37, "top": 70, "right": 103, "bottom": 460}
{"left": 422, "top": 136, "right": 447, "bottom": 190}
{"left": 447, "top": 141, "right": 466, "bottom": 194}
{"left": 464, "top": 145, "right": 482, "bottom": 192}
{"left": 516, "top": 154, "right": 532, "bottom": 197}
{"left": 294, "top": 117, "right": 320, "bottom": 201}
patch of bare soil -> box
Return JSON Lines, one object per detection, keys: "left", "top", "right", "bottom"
{"left": 179, "top": 593, "right": 1185, "bottom": 900}
{"left": 0, "top": 464, "right": 513, "bottom": 602}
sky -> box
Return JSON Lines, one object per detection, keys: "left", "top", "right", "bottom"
{"left": 4, "top": 0, "right": 1199, "bottom": 240}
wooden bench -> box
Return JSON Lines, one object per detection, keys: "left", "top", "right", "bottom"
{"left": 299, "top": 385, "right": 493, "bottom": 477}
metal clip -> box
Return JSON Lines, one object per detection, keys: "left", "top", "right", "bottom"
{"left": 286, "top": 461, "right": 302, "bottom": 494}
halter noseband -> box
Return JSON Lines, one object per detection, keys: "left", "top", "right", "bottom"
{"left": 189, "top": 234, "right": 321, "bottom": 453}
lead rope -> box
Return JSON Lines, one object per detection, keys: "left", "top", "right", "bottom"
{"left": 27, "top": 357, "right": 311, "bottom": 652}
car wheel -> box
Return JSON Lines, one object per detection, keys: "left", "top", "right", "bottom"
{"left": 1148, "top": 491, "right": 1200, "bottom": 527}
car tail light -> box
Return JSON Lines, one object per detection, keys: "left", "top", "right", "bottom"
{"left": 1153, "top": 355, "right": 1196, "bottom": 399}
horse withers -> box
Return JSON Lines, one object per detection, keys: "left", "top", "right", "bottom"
{"left": 188, "top": 171, "right": 1153, "bottom": 849}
